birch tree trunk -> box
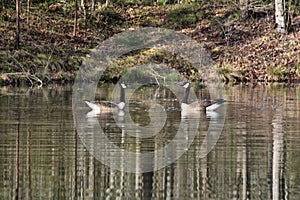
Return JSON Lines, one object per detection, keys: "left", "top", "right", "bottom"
{"left": 15, "top": 0, "right": 20, "bottom": 48}
{"left": 275, "top": 0, "right": 286, "bottom": 33}
{"left": 73, "top": 0, "right": 78, "bottom": 37}
{"left": 27, "top": 0, "right": 30, "bottom": 25}
{"left": 91, "top": 0, "right": 95, "bottom": 12}
{"left": 105, "top": 0, "right": 110, "bottom": 7}
{"left": 81, "top": 0, "right": 86, "bottom": 20}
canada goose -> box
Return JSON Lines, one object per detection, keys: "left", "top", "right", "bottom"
{"left": 84, "top": 83, "right": 127, "bottom": 114}
{"left": 181, "top": 82, "right": 225, "bottom": 112}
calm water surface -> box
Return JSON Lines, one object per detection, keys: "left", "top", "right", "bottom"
{"left": 0, "top": 84, "right": 300, "bottom": 199}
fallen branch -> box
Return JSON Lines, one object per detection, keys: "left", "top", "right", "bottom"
{"left": 1, "top": 72, "right": 43, "bottom": 87}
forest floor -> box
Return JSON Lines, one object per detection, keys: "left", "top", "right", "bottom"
{"left": 0, "top": 1, "right": 300, "bottom": 86}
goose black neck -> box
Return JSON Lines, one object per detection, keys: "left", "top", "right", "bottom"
{"left": 120, "top": 86, "right": 125, "bottom": 103}
{"left": 182, "top": 86, "right": 190, "bottom": 104}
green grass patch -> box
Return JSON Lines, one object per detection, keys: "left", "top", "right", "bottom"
{"left": 167, "top": 2, "right": 203, "bottom": 27}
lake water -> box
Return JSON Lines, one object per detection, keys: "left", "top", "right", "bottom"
{"left": 0, "top": 84, "right": 300, "bottom": 199}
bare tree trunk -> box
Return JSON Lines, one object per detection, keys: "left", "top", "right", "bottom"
{"left": 73, "top": 0, "right": 78, "bottom": 37}
{"left": 275, "top": 0, "right": 286, "bottom": 33}
{"left": 91, "top": 0, "right": 95, "bottom": 12}
{"left": 105, "top": 0, "right": 110, "bottom": 7}
{"left": 27, "top": 0, "right": 30, "bottom": 25}
{"left": 81, "top": 0, "right": 86, "bottom": 20}
{"left": 15, "top": 0, "right": 20, "bottom": 48}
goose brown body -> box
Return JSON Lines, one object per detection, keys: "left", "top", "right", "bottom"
{"left": 85, "top": 100, "right": 121, "bottom": 113}
{"left": 181, "top": 82, "right": 225, "bottom": 112}
{"left": 85, "top": 83, "right": 126, "bottom": 115}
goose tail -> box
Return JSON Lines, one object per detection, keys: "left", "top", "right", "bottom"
{"left": 84, "top": 100, "right": 100, "bottom": 111}
{"left": 205, "top": 99, "right": 225, "bottom": 111}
